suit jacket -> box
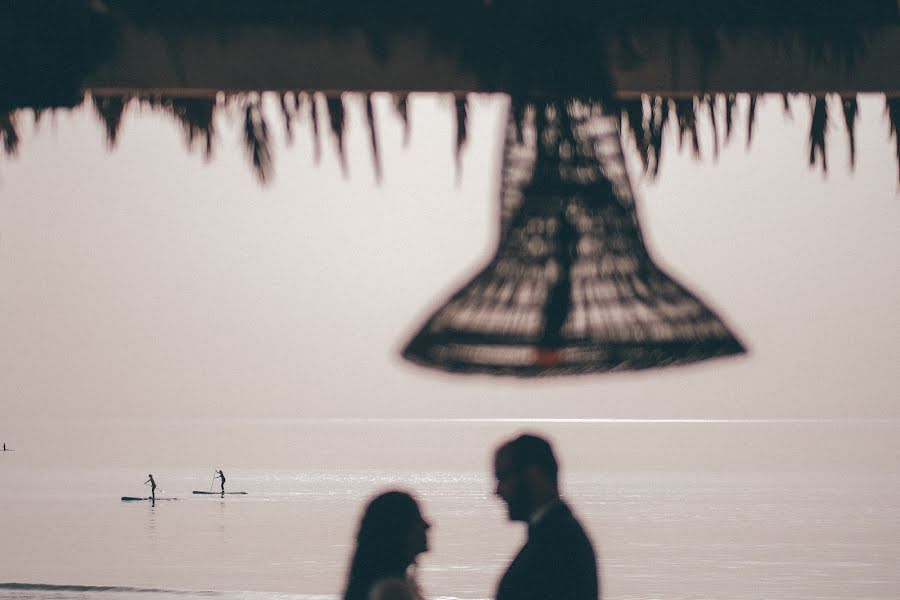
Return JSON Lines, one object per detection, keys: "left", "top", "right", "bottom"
{"left": 496, "top": 502, "right": 599, "bottom": 600}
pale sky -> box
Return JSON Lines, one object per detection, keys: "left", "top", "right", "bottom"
{"left": 1, "top": 93, "right": 898, "bottom": 423}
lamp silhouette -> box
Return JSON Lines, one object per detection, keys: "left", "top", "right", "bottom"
{"left": 403, "top": 98, "right": 745, "bottom": 376}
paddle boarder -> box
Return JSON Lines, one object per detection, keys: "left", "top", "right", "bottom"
{"left": 216, "top": 469, "right": 226, "bottom": 495}
{"left": 145, "top": 474, "right": 157, "bottom": 502}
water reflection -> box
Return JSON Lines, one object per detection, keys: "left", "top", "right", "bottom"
{"left": 147, "top": 506, "right": 157, "bottom": 538}
{"left": 403, "top": 98, "right": 745, "bottom": 376}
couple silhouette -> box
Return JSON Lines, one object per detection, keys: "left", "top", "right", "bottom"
{"left": 343, "top": 434, "right": 600, "bottom": 600}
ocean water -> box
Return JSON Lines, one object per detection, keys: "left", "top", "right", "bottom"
{"left": 1, "top": 419, "right": 899, "bottom": 600}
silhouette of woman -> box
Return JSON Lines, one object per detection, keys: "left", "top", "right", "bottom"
{"left": 343, "top": 491, "right": 431, "bottom": 600}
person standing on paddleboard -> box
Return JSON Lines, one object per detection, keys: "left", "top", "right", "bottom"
{"left": 145, "top": 474, "right": 157, "bottom": 502}
{"left": 216, "top": 469, "right": 226, "bottom": 495}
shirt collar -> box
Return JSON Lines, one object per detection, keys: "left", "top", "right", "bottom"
{"left": 529, "top": 498, "right": 563, "bottom": 527}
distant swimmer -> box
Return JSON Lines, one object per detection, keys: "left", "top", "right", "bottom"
{"left": 216, "top": 469, "right": 226, "bottom": 495}
{"left": 145, "top": 474, "right": 157, "bottom": 502}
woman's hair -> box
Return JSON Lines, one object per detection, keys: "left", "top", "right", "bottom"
{"left": 343, "top": 491, "right": 422, "bottom": 600}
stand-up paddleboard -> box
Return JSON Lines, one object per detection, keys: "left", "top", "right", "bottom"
{"left": 192, "top": 491, "right": 247, "bottom": 495}
{"left": 121, "top": 496, "right": 178, "bottom": 502}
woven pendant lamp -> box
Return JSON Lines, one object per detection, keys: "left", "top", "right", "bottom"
{"left": 403, "top": 98, "right": 745, "bottom": 376}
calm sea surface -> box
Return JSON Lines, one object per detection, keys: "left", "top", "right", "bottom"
{"left": 1, "top": 419, "right": 898, "bottom": 600}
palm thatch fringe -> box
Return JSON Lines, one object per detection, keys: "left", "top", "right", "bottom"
{"left": 782, "top": 93, "right": 792, "bottom": 115}
{"left": 243, "top": 98, "right": 272, "bottom": 183}
{"left": 724, "top": 93, "right": 736, "bottom": 141}
{"left": 705, "top": 94, "right": 719, "bottom": 159}
{"left": 93, "top": 94, "right": 129, "bottom": 148}
{"left": 392, "top": 93, "right": 410, "bottom": 146}
{"left": 129, "top": 95, "right": 217, "bottom": 159}
{"left": 647, "top": 95, "right": 670, "bottom": 176}
{"left": 746, "top": 94, "right": 759, "bottom": 148}
{"left": 617, "top": 92, "right": 888, "bottom": 179}
{"left": 674, "top": 98, "right": 700, "bottom": 158}
{"left": 841, "top": 95, "right": 858, "bottom": 169}
{"left": 454, "top": 95, "right": 468, "bottom": 180}
{"left": 33, "top": 108, "right": 50, "bottom": 129}
{"left": 1, "top": 112, "right": 19, "bottom": 157}
{"left": 365, "top": 94, "right": 382, "bottom": 183}
{"left": 510, "top": 97, "right": 528, "bottom": 144}
{"left": 326, "top": 95, "right": 347, "bottom": 175}
{"left": 620, "top": 98, "right": 648, "bottom": 171}
{"left": 809, "top": 96, "right": 828, "bottom": 173}
{"left": 310, "top": 92, "right": 322, "bottom": 165}
{"left": 887, "top": 97, "right": 900, "bottom": 181}
{"left": 280, "top": 92, "right": 295, "bottom": 144}
{"left": 3, "top": 91, "right": 897, "bottom": 183}
{"left": 165, "top": 97, "right": 216, "bottom": 159}
{"left": 290, "top": 91, "right": 308, "bottom": 154}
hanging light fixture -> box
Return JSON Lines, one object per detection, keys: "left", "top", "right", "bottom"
{"left": 403, "top": 97, "right": 745, "bottom": 376}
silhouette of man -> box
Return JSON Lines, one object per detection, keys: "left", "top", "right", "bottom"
{"left": 216, "top": 469, "right": 226, "bottom": 495}
{"left": 494, "top": 434, "right": 600, "bottom": 600}
{"left": 145, "top": 474, "right": 157, "bottom": 503}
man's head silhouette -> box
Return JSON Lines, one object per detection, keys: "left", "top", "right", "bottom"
{"left": 494, "top": 433, "right": 560, "bottom": 522}
{"left": 493, "top": 433, "right": 599, "bottom": 600}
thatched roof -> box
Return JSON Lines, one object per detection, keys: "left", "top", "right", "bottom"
{"left": 1, "top": 2, "right": 897, "bottom": 178}
{"left": 107, "top": 1, "right": 899, "bottom": 26}
{"left": 2, "top": 1, "right": 898, "bottom": 113}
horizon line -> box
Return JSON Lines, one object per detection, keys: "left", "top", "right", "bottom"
{"left": 291, "top": 417, "right": 900, "bottom": 424}
{"left": 15, "top": 416, "right": 900, "bottom": 425}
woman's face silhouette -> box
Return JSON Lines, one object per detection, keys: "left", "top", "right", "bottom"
{"left": 406, "top": 506, "right": 431, "bottom": 560}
